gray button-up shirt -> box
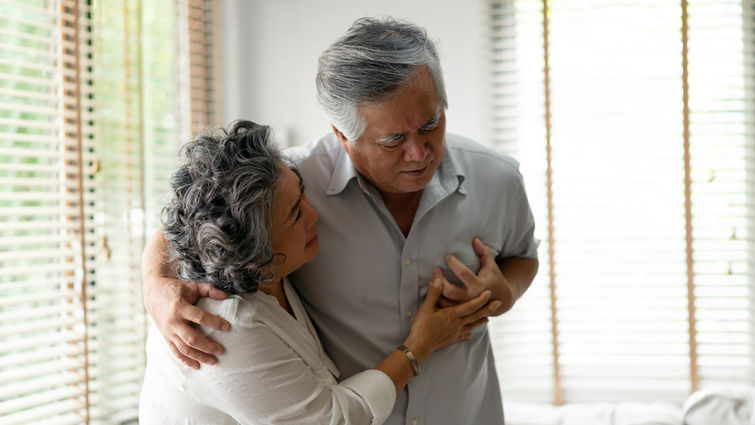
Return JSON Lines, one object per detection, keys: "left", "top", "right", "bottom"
{"left": 287, "top": 132, "right": 538, "bottom": 425}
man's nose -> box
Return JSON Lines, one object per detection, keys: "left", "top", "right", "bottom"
{"left": 403, "top": 136, "right": 428, "bottom": 162}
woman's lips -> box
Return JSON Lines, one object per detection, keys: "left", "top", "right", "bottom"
{"left": 306, "top": 231, "right": 318, "bottom": 247}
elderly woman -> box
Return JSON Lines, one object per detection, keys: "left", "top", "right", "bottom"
{"left": 138, "top": 120, "right": 496, "bottom": 425}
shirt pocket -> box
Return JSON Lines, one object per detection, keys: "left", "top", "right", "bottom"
{"left": 418, "top": 237, "right": 503, "bottom": 288}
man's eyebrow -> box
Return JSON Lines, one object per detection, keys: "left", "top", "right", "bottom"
{"left": 421, "top": 110, "right": 442, "bottom": 128}
{"left": 376, "top": 110, "right": 443, "bottom": 144}
{"left": 377, "top": 133, "right": 403, "bottom": 144}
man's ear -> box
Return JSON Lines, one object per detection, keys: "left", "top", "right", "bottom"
{"left": 331, "top": 125, "right": 348, "bottom": 144}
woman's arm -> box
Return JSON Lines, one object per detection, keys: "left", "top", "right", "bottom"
{"left": 184, "top": 314, "right": 387, "bottom": 424}
{"left": 174, "top": 282, "right": 496, "bottom": 425}
{"left": 374, "top": 279, "right": 499, "bottom": 394}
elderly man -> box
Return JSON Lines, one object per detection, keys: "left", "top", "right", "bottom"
{"left": 142, "top": 17, "right": 538, "bottom": 424}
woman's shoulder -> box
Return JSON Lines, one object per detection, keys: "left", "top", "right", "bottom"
{"left": 195, "top": 292, "right": 263, "bottom": 327}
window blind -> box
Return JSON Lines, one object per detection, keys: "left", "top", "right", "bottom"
{"left": 0, "top": 0, "right": 218, "bottom": 423}
{"left": 0, "top": 1, "right": 92, "bottom": 423}
{"left": 85, "top": 0, "right": 146, "bottom": 421}
{"left": 488, "top": 0, "right": 755, "bottom": 404}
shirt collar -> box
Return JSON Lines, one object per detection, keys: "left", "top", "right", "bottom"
{"left": 437, "top": 140, "right": 467, "bottom": 196}
{"left": 325, "top": 144, "right": 359, "bottom": 196}
{"left": 324, "top": 136, "right": 467, "bottom": 197}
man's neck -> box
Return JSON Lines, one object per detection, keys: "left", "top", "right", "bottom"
{"left": 380, "top": 190, "right": 423, "bottom": 237}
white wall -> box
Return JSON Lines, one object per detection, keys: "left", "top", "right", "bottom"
{"left": 220, "top": 0, "right": 489, "bottom": 147}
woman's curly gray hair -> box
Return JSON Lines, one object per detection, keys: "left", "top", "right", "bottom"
{"left": 163, "top": 120, "right": 284, "bottom": 294}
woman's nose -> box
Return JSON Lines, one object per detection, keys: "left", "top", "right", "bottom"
{"left": 303, "top": 194, "right": 318, "bottom": 225}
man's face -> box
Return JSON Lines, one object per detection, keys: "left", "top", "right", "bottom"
{"left": 337, "top": 67, "right": 446, "bottom": 196}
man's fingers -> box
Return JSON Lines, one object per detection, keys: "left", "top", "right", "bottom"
{"left": 168, "top": 340, "right": 200, "bottom": 370}
{"left": 437, "top": 296, "right": 458, "bottom": 308}
{"left": 182, "top": 303, "right": 230, "bottom": 332}
{"left": 445, "top": 254, "right": 477, "bottom": 288}
{"left": 176, "top": 339, "right": 219, "bottom": 366}
{"left": 197, "top": 282, "right": 229, "bottom": 301}
{"left": 442, "top": 280, "right": 469, "bottom": 303}
{"left": 175, "top": 322, "right": 225, "bottom": 357}
{"left": 433, "top": 267, "right": 444, "bottom": 280}
{"left": 473, "top": 238, "right": 495, "bottom": 270}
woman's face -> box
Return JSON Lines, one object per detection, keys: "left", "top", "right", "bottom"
{"left": 269, "top": 164, "right": 319, "bottom": 279}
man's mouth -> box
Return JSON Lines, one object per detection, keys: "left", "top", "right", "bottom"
{"left": 405, "top": 164, "right": 430, "bottom": 177}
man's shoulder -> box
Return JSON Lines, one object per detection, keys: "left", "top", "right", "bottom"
{"left": 283, "top": 132, "right": 345, "bottom": 190}
{"left": 284, "top": 132, "right": 341, "bottom": 166}
{"left": 446, "top": 133, "right": 521, "bottom": 175}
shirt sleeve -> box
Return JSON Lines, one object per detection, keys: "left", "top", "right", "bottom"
{"left": 184, "top": 320, "right": 396, "bottom": 425}
{"left": 500, "top": 166, "right": 540, "bottom": 260}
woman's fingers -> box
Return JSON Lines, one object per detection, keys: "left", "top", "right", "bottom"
{"left": 421, "top": 279, "right": 444, "bottom": 310}
{"left": 461, "top": 300, "right": 501, "bottom": 325}
{"left": 449, "top": 289, "right": 492, "bottom": 316}
{"left": 462, "top": 317, "right": 489, "bottom": 333}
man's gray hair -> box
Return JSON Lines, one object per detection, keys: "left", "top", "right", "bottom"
{"left": 316, "top": 17, "right": 448, "bottom": 142}
{"left": 163, "top": 120, "right": 284, "bottom": 294}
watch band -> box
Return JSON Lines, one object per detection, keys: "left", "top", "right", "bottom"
{"left": 398, "top": 344, "right": 420, "bottom": 376}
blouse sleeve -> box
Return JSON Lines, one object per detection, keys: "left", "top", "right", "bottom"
{"left": 182, "top": 320, "right": 396, "bottom": 425}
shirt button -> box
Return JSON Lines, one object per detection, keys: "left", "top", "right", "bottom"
{"left": 406, "top": 310, "right": 413, "bottom": 318}
{"left": 404, "top": 259, "right": 411, "bottom": 265}
{"left": 411, "top": 419, "right": 419, "bottom": 425}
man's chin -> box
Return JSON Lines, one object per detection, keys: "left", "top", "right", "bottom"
{"left": 397, "top": 174, "right": 434, "bottom": 193}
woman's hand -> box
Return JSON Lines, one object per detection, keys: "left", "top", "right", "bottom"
{"left": 402, "top": 279, "right": 500, "bottom": 364}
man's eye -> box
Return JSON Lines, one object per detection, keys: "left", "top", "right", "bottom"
{"left": 294, "top": 208, "right": 302, "bottom": 222}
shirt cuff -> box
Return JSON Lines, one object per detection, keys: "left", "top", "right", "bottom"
{"left": 340, "top": 369, "right": 396, "bottom": 425}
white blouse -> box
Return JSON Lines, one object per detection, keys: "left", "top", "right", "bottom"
{"left": 138, "top": 278, "right": 396, "bottom": 425}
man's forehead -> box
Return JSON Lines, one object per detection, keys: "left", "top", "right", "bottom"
{"left": 362, "top": 105, "right": 443, "bottom": 134}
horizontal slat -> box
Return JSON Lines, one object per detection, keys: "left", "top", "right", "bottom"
{"left": 0, "top": 117, "right": 60, "bottom": 129}
{"left": 0, "top": 259, "right": 77, "bottom": 274}
{"left": 0, "top": 7, "right": 57, "bottom": 28}
{"left": 0, "top": 86, "right": 57, "bottom": 102}
{"left": 0, "top": 302, "right": 79, "bottom": 323}
{"left": 0, "top": 369, "right": 83, "bottom": 400}
{"left": 0, "top": 329, "right": 84, "bottom": 355}
{"left": 0, "top": 340, "right": 82, "bottom": 370}
{"left": 0, "top": 248, "right": 79, "bottom": 261}
{"left": 0, "top": 71, "right": 57, "bottom": 88}
{"left": 0, "top": 146, "right": 78, "bottom": 158}
{"left": 0, "top": 315, "right": 81, "bottom": 338}
{"left": 0, "top": 399, "right": 84, "bottom": 425}
{"left": 0, "top": 385, "right": 85, "bottom": 419}
{"left": 0, "top": 289, "right": 80, "bottom": 308}
{"left": 0, "top": 192, "right": 81, "bottom": 202}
